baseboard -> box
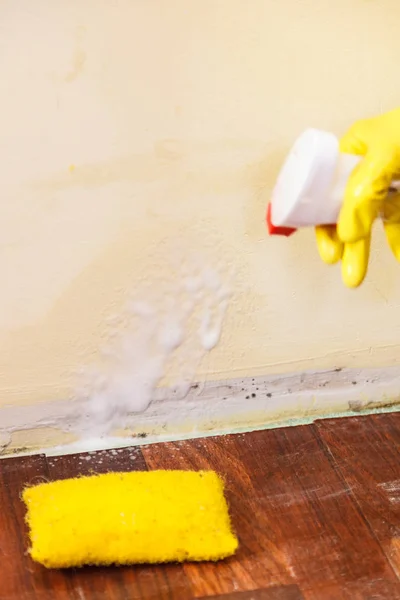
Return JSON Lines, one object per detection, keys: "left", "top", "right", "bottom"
{"left": 1, "top": 366, "right": 400, "bottom": 458}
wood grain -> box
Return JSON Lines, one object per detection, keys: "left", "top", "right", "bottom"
{"left": 46, "top": 446, "right": 148, "bottom": 478}
{"left": 0, "top": 455, "right": 77, "bottom": 600}
{"left": 196, "top": 584, "right": 304, "bottom": 599}
{"left": 303, "top": 578, "right": 400, "bottom": 600}
{"left": 316, "top": 413, "right": 400, "bottom": 583}
{"left": 2, "top": 415, "right": 400, "bottom": 599}
{"left": 142, "top": 426, "right": 397, "bottom": 598}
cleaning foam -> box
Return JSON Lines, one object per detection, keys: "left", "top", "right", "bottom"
{"left": 75, "top": 263, "right": 231, "bottom": 439}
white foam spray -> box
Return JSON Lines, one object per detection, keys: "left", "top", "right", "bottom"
{"left": 75, "top": 262, "right": 231, "bottom": 438}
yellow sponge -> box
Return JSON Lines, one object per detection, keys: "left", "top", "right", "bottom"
{"left": 23, "top": 470, "right": 238, "bottom": 568}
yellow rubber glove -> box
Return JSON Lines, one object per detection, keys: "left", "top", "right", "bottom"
{"left": 316, "top": 108, "right": 400, "bottom": 287}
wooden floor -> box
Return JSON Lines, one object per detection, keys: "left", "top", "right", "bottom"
{"left": 1, "top": 413, "right": 400, "bottom": 599}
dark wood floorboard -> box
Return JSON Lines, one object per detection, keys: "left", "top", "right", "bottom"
{"left": 144, "top": 434, "right": 292, "bottom": 596}
{"left": 0, "top": 455, "right": 78, "bottom": 600}
{"left": 1, "top": 414, "right": 400, "bottom": 599}
{"left": 46, "top": 446, "right": 148, "bottom": 478}
{"left": 142, "top": 425, "right": 398, "bottom": 598}
{"left": 316, "top": 413, "right": 400, "bottom": 584}
{"left": 303, "top": 578, "right": 400, "bottom": 600}
{"left": 196, "top": 585, "right": 304, "bottom": 599}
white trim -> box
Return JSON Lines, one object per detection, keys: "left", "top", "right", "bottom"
{"left": 1, "top": 366, "right": 400, "bottom": 457}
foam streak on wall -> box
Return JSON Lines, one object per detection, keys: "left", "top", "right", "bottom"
{"left": 75, "top": 264, "right": 231, "bottom": 438}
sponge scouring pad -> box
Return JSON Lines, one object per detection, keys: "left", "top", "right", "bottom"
{"left": 23, "top": 469, "right": 238, "bottom": 568}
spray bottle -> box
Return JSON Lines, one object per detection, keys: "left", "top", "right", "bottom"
{"left": 266, "top": 128, "right": 400, "bottom": 237}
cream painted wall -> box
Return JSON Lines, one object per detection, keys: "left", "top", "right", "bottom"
{"left": 1, "top": 0, "right": 400, "bottom": 409}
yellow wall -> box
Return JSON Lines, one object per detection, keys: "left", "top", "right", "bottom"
{"left": 1, "top": 0, "right": 400, "bottom": 409}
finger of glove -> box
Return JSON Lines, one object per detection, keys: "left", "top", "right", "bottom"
{"left": 341, "top": 236, "right": 371, "bottom": 288}
{"left": 339, "top": 119, "right": 372, "bottom": 155}
{"left": 315, "top": 225, "right": 343, "bottom": 264}
{"left": 338, "top": 148, "right": 396, "bottom": 244}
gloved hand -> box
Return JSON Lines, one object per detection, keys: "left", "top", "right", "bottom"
{"left": 315, "top": 108, "right": 400, "bottom": 287}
